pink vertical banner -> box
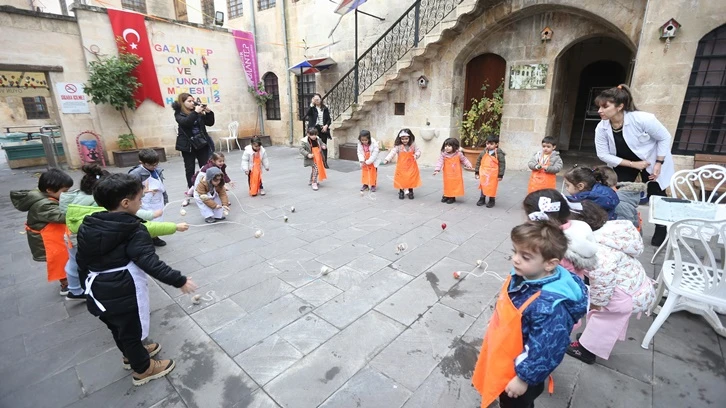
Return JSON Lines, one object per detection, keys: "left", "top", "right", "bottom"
{"left": 233, "top": 30, "right": 260, "bottom": 87}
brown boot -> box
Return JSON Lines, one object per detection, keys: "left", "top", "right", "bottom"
{"left": 122, "top": 343, "right": 161, "bottom": 370}
{"left": 132, "top": 359, "right": 175, "bottom": 386}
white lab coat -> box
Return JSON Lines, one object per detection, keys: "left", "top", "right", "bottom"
{"left": 595, "top": 110, "right": 675, "bottom": 190}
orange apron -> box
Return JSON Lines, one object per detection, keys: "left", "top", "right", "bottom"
{"left": 249, "top": 152, "right": 262, "bottom": 196}
{"left": 443, "top": 155, "right": 465, "bottom": 197}
{"left": 472, "top": 276, "right": 551, "bottom": 407}
{"left": 312, "top": 146, "right": 327, "bottom": 181}
{"left": 479, "top": 151, "right": 499, "bottom": 197}
{"left": 527, "top": 154, "right": 556, "bottom": 194}
{"left": 361, "top": 148, "right": 377, "bottom": 186}
{"left": 26, "top": 222, "right": 70, "bottom": 282}
{"left": 393, "top": 149, "right": 422, "bottom": 189}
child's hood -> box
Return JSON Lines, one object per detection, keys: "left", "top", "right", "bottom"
{"left": 60, "top": 190, "right": 96, "bottom": 212}
{"left": 66, "top": 204, "right": 103, "bottom": 233}
{"left": 10, "top": 189, "right": 48, "bottom": 212}
{"left": 511, "top": 265, "right": 588, "bottom": 318}
{"left": 616, "top": 182, "right": 646, "bottom": 207}
{"left": 78, "top": 212, "right": 143, "bottom": 256}
{"left": 595, "top": 220, "right": 643, "bottom": 256}
{"left": 205, "top": 167, "right": 223, "bottom": 184}
{"left": 561, "top": 220, "right": 598, "bottom": 270}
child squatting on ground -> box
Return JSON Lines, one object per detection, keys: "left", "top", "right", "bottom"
{"left": 472, "top": 221, "right": 587, "bottom": 408}
{"left": 474, "top": 135, "right": 506, "bottom": 208}
{"left": 300, "top": 127, "right": 327, "bottom": 191}
{"left": 241, "top": 137, "right": 270, "bottom": 197}
{"left": 383, "top": 128, "right": 422, "bottom": 199}
{"left": 357, "top": 130, "right": 379, "bottom": 192}
{"left": 564, "top": 166, "right": 620, "bottom": 220}
{"left": 182, "top": 152, "right": 233, "bottom": 206}
{"left": 527, "top": 136, "right": 563, "bottom": 194}
{"left": 194, "top": 167, "right": 231, "bottom": 223}
{"left": 11, "top": 168, "right": 74, "bottom": 295}
{"left": 128, "top": 149, "right": 169, "bottom": 247}
{"left": 76, "top": 174, "right": 197, "bottom": 386}
{"left": 433, "top": 137, "right": 473, "bottom": 204}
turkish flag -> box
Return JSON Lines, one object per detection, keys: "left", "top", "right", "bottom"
{"left": 107, "top": 9, "right": 164, "bottom": 107}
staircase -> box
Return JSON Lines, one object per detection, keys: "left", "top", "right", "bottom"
{"left": 324, "top": 0, "right": 478, "bottom": 133}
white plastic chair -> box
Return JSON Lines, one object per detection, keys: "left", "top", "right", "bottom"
{"left": 220, "top": 121, "right": 241, "bottom": 153}
{"left": 641, "top": 219, "right": 726, "bottom": 349}
{"left": 651, "top": 165, "right": 726, "bottom": 263}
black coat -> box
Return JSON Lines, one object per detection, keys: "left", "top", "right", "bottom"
{"left": 173, "top": 101, "right": 215, "bottom": 152}
{"left": 76, "top": 212, "right": 186, "bottom": 316}
{"left": 305, "top": 105, "right": 331, "bottom": 135}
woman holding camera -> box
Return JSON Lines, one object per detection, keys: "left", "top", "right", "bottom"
{"left": 306, "top": 93, "right": 332, "bottom": 168}
{"left": 173, "top": 93, "right": 215, "bottom": 189}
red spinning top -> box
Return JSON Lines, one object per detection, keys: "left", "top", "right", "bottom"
{"left": 441, "top": 223, "right": 447, "bottom": 230}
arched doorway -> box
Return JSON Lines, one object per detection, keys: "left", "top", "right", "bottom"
{"left": 549, "top": 37, "right": 634, "bottom": 154}
{"left": 463, "top": 53, "right": 506, "bottom": 114}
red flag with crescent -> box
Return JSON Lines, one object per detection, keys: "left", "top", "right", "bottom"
{"left": 107, "top": 9, "right": 164, "bottom": 107}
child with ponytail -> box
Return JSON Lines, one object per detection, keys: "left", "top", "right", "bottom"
{"left": 564, "top": 166, "right": 620, "bottom": 220}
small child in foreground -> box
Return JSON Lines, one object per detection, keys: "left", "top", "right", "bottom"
{"left": 433, "top": 137, "right": 472, "bottom": 204}
{"left": 76, "top": 174, "right": 197, "bottom": 386}
{"left": 11, "top": 168, "right": 74, "bottom": 295}
{"left": 474, "top": 135, "right": 506, "bottom": 208}
{"left": 472, "top": 221, "right": 587, "bottom": 408}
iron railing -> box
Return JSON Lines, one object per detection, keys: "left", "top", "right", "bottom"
{"left": 324, "top": 0, "right": 463, "bottom": 121}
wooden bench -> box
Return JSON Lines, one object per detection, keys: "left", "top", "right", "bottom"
{"left": 693, "top": 153, "right": 726, "bottom": 194}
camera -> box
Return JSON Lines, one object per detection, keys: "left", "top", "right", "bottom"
{"left": 193, "top": 98, "right": 207, "bottom": 108}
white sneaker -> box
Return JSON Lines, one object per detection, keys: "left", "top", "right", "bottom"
{"left": 312, "top": 183, "right": 319, "bottom": 191}
{"left": 259, "top": 189, "right": 266, "bottom": 196}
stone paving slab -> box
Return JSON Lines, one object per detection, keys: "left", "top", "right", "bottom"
{"left": 277, "top": 313, "right": 340, "bottom": 355}
{"left": 234, "top": 334, "right": 304, "bottom": 385}
{"left": 319, "top": 366, "right": 412, "bottom": 408}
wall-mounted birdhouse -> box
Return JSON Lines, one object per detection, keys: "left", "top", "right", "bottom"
{"left": 660, "top": 18, "right": 681, "bottom": 39}
{"left": 541, "top": 26, "right": 553, "bottom": 42}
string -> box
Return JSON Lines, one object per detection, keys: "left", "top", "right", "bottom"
{"left": 453, "top": 260, "right": 505, "bottom": 281}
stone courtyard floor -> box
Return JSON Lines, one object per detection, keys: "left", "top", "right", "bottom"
{"left": 1, "top": 146, "right": 725, "bottom": 408}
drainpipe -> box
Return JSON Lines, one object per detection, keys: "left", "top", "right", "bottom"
{"left": 248, "top": 0, "right": 265, "bottom": 135}
{"left": 280, "top": 0, "right": 294, "bottom": 145}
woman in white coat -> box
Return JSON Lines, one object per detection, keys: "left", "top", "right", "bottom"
{"left": 594, "top": 84, "right": 675, "bottom": 246}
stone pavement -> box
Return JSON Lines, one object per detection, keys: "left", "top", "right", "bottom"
{"left": 0, "top": 146, "right": 725, "bottom": 408}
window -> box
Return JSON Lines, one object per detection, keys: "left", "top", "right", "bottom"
{"left": 258, "top": 0, "right": 276, "bottom": 11}
{"left": 121, "top": 0, "right": 147, "bottom": 14}
{"left": 673, "top": 24, "right": 726, "bottom": 154}
{"left": 298, "top": 74, "right": 316, "bottom": 121}
{"left": 202, "top": 0, "right": 215, "bottom": 25}
{"left": 263, "top": 72, "right": 281, "bottom": 120}
{"left": 228, "top": 0, "right": 243, "bottom": 18}
{"left": 394, "top": 103, "right": 405, "bottom": 115}
{"left": 174, "top": 0, "right": 188, "bottom": 21}
{"left": 22, "top": 97, "right": 50, "bottom": 119}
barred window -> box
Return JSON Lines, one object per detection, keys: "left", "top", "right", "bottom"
{"left": 228, "top": 0, "right": 243, "bottom": 19}
{"left": 121, "top": 0, "right": 147, "bottom": 14}
{"left": 22, "top": 97, "right": 50, "bottom": 120}
{"left": 298, "top": 74, "right": 316, "bottom": 121}
{"left": 258, "top": 0, "right": 276, "bottom": 11}
{"left": 263, "top": 72, "right": 281, "bottom": 120}
{"left": 202, "top": 0, "right": 215, "bottom": 25}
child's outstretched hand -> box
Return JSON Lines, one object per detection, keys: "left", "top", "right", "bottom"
{"left": 475, "top": 174, "right": 480, "bottom": 179}
{"left": 505, "top": 376, "right": 528, "bottom": 398}
{"left": 176, "top": 223, "right": 189, "bottom": 232}
{"left": 307, "top": 154, "right": 314, "bottom": 159}
{"left": 244, "top": 171, "right": 250, "bottom": 175}
{"left": 153, "top": 209, "right": 163, "bottom": 218}
{"left": 180, "top": 278, "right": 198, "bottom": 294}
{"left": 465, "top": 165, "right": 474, "bottom": 171}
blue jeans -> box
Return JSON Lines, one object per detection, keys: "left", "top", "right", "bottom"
{"left": 65, "top": 247, "right": 83, "bottom": 295}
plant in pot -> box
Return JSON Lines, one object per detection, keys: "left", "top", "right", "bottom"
{"left": 459, "top": 81, "right": 504, "bottom": 167}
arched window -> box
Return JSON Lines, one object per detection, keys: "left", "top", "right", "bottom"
{"left": 674, "top": 24, "right": 726, "bottom": 154}
{"left": 263, "top": 72, "right": 281, "bottom": 120}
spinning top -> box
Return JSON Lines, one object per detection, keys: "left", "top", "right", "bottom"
{"left": 441, "top": 223, "right": 447, "bottom": 230}
{"left": 453, "top": 271, "right": 461, "bottom": 279}
{"left": 284, "top": 216, "right": 288, "bottom": 222}
{"left": 223, "top": 209, "right": 229, "bottom": 217}
{"left": 476, "top": 259, "right": 483, "bottom": 267}
{"left": 290, "top": 206, "right": 296, "bottom": 213}
{"left": 254, "top": 230, "right": 263, "bottom": 238}
{"left": 200, "top": 194, "right": 209, "bottom": 201}
{"left": 192, "top": 294, "right": 201, "bottom": 304}
{"left": 321, "top": 266, "right": 332, "bottom": 276}
{"left": 180, "top": 209, "right": 187, "bottom": 216}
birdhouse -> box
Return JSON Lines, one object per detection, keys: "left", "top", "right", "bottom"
{"left": 660, "top": 18, "right": 680, "bottom": 39}
{"left": 540, "top": 26, "right": 553, "bottom": 42}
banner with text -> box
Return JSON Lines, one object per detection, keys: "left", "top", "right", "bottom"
{"left": 233, "top": 30, "right": 260, "bottom": 87}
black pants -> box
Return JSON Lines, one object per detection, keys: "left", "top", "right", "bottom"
{"left": 182, "top": 148, "right": 212, "bottom": 188}
{"left": 315, "top": 125, "right": 330, "bottom": 168}
{"left": 613, "top": 166, "right": 666, "bottom": 199}
{"left": 499, "top": 381, "right": 545, "bottom": 408}
{"left": 247, "top": 172, "right": 263, "bottom": 190}
{"left": 99, "top": 311, "right": 150, "bottom": 374}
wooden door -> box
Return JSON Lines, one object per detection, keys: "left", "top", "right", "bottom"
{"left": 464, "top": 54, "right": 506, "bottom": 114}
{"left": 174, "top": 0, "right": 188, "bottom": 21}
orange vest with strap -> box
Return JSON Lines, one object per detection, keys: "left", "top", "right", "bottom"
{"left": 249, "top": 152, "right": 262, "bottom": 196}
{"left": 443, "top": 155, "right": 465, "bottom": 197}
{"left": 25, "top": 222, "right": 70, "bottom": 282}
{"left": 479, "top": 151, "right": 499, "bottom": 197}
{"left": 312, "top": 146, "right": 327, "bottom": 181}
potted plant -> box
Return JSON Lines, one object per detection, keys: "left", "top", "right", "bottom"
{"left": 459, "top": 81, "right": 504, "bottom": 166}
{"left": 84, "top": 39, "right": 166, "bottom": 167}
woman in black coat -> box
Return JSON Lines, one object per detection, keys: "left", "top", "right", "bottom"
{"left": 305, "top": 93, "right": 332, "bottom": 168}
{"left": 173, "top": 93, "right": 215, "bottom": 188}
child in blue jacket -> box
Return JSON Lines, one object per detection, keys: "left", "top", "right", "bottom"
{"left": 564, "top": 166, "right": 620, "bottom": 220}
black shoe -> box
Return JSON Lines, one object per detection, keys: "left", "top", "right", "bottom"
{"left": 399, "top": 190, "right": 405, "bottom": 200}
{"left": 476, "top": 196, "right": 486, "bottom": 206}
{"left": 152, "top": 237, "right": 167, "bottom": 247}
{"left": 446, "top": 198, "right": 455, "bottom": 204}
{"left": 486, "top": 197, "right": 496, "bottom": 208}
{"left": 566, "top": 341, "right": 596, "bottom": 364}
{"left": 215, "top": 217, "right": 226, "bottom": 221}
{"left": 65, "top": 292, "right": 86, "bottom": 301}
{"left": 651, "top": 225, "right": 667, "bottom": 246}
{"left": 408, "top": 191, "right": 414, "bottom": 200}
{"left": 441, "top": 196, "right": 448, "bottom": 203}
{"left": 205, "top": 217, "right": 216, "bottom": 223}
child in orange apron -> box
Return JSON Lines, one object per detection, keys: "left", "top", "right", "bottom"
{"left": 383, "top": 128, "right": 422, "bottom": 199}
{"left": 527, "top": 136, "right": 563, "bottom": 194}
{"left": 242, "top": 137, "right": 270, "bottom": 196}
{"left": 300, "top": 127, "right": 327, "bottom": 191}
{"left": 433, "top": 138, "right": 473, "bottom": 204}
{"left": 474, "top": 135, "right": 506, "bottom": 208}
{"left": 11, "top": 168, "right": 74, "bottom": 295}
{"left": 472, "top": 221, "right": 587, "bottom": 408}
{"left": 357, "top": 130, "right": 380, "bottom": 192}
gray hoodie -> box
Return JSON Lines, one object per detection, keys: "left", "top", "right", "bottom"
{"left": 615, "top": 182, "right": 646, "bottom": 227}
